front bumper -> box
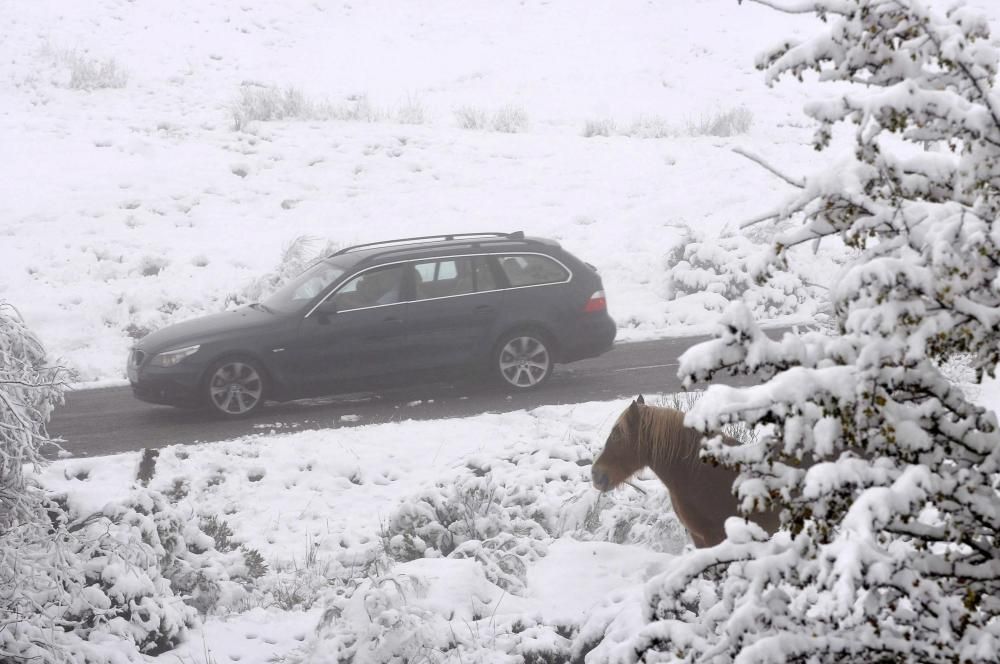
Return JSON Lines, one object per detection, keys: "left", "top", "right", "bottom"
{"left": 129, "top": 360, "right": 204, "bottom": 407}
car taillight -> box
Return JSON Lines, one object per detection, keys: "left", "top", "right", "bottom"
{"left": 583, "top": 290, "right": 607, "bottom": 313}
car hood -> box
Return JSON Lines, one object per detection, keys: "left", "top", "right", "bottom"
{"left": 136, "top": 306, "right": 281, "bottom": 353}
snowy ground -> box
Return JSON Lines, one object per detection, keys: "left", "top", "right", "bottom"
{"left": 10, "top": 0, "right": 1000, "bottom": 661}
{"left": 40, "top": 397, "right": 686, "bottom": 662}
{"left": 0, "top": 0, "right": 857, "bottom": 382}
{"left": 37, "top": 379, "right": 1000, "bottom": 661}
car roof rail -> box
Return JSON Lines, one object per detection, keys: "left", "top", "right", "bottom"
{"left": 330, "top": 231, "right": 525, "bottom": 257}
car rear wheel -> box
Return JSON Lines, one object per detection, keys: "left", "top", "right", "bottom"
{"left": 493, "top": 331, "right": 553, "bottom": 390}
{"left": 205, "top": 358, "right": 266, "bottom": 417}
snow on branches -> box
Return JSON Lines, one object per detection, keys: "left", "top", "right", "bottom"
{"left": 584, "top": 1, "right": 1000, "bottom": 662}
{"left": 1, "top": 302, "right": 250, "bottom": 663}
{"left": 667, "top": 234, "right": 818, "bottom": 319}
{"left": 0, "top": 301, "right": 63, "bottom": 529}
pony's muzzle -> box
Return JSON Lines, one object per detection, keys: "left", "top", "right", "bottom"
{"left": 592, "top": 467, "right": 610, "bottom": 492}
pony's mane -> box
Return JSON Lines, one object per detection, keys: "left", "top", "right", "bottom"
{"left": 614, "top": 404, "right": 705, "bottom": 469}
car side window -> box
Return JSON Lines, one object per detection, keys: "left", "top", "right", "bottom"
{"left": 412, "top": 258, "right": 475, "bottom": 300}
{"left": 330, "top": 264, "right": 406, "bottom": 311}
{"left": 498, "top": 254, "right": 569, "bottom": 287}
{"left": 474, "top": 256, "right": 498, "bottom": 292}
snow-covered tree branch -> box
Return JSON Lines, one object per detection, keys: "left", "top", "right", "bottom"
{"left": 587, "top": 1, "right": 1000, "bottom": 661}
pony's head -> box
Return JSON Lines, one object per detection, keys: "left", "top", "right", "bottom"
{"left": 591, "top": 395, "right": 647, "bottom": 492}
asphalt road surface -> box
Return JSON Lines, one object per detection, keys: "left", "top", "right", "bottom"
{"left": 50, "top": 334, "right": 772, "bottom": 458}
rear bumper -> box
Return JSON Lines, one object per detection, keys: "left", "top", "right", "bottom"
{"left": 558, "top": 313, "right": 617, "bottom": 363}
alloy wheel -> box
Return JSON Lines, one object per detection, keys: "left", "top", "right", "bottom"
{"left": 208, "top": 361, "right": 264, "bottom": 416}
{"left": 498, "top": 335, "right": 551, "bottom": 388}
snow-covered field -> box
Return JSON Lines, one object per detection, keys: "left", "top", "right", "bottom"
{"left": 0, "top": 0, "right": 857, "bottom": 382}
{"left": 8, "top": 0, "right": 1000, "bottom": 662}
{"left": 41, "top": 398, "right": 686, "bottom": 662}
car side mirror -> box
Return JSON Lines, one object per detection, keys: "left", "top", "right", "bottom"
{"left": 313, "top": 299, "right": 338, "bottom": 321}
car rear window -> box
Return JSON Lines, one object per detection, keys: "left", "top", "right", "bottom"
{"left": 498, "top": 254, "right": 569, "bottom": 287}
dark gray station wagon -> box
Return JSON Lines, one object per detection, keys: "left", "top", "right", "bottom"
{"left": 128, "top": 232, "right": 616, "bottom": 417}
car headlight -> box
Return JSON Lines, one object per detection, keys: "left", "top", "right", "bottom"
{"left": 150, "top": 345, "right": 201, "bottom": 367}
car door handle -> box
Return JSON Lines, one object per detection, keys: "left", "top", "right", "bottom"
{"left": 474, "top": 305, "right": 496, "bottom": 318}
{"left": 383, "top": 316, "right": 403, "bottom": 325}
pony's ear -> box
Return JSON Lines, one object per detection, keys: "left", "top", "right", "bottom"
{"left": 636, "top": 394, "right": 645, "bottom": 405}
{"left": 627, "top": 399, "right": 641, "bottom": 424}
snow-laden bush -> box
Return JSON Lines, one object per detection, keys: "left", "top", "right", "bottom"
{"left": 0, "top": 306, "right": 254, "bottom": 660}
{"left": 454, "top": 104, "right": 529, "bottom": 133}
{"left": 585, "top": 1, "right": 1000, "bottom": 661}
{"left": 382, "top": 474, "right": 549, "bottom": 594}
{"left": 230, "top": 84, "right": 383, "bottom": 130}
{"left": 582, "top": 115, "right": 676, "bottom": 139}
{"left": 0, "top": 302, "right": 79, "bottom": 661}
{"left": 46, "top": 495, "right": 199, "bottom": 654}
{"left": 65, "top": 52, "right": 128, "bottom": 90}
{"left": 1, "top": 304, "right": 216, "bottom": 661}
{"left": 40, "top": 487, "right": 255, "bottom": 653}
{"left": 583, "top": 117, "right": 617, "bottom": 137}
{"left": 380, "top": 427, "right": 690, "bottom": 597}
{"left": 685, "top": 105, "right": 753, "bottom": 137}
{"left": 490, "top": 104, "right": 529, "bottom": 133}
{"left": 294, "top": 558, "right": 573, "bottom": 664}
{"left": 454, "top": 105, "right": 489, "bottom": 129}
{"left": 395, "top": 96, "right": 427, "bottom": 125}
{"left": 666, "top": 233, "right": 815, "bottom": 317}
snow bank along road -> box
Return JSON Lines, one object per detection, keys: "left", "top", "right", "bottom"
{"left": 50, "top": 333, "right": 782, "bottom": 458}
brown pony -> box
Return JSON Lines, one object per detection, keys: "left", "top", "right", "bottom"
{"left": 591, "top": 395, "right": 780, "bottom": 548}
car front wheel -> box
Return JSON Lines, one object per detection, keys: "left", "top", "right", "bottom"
{"left": 205, "top": 357, "right": 266, "bottom": 417}
{"left": 493, "top": 331, "right": 553, "bottom": 390}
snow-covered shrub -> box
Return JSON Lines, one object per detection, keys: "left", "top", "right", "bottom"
{"left": 626, "top": 114, "right": 673, "bottom": 139}
{"left": 583, "top": 118, "right": 616, "bottom": 137}
{"left": 395, "top": 96, "right": 427, "bottom": 124}
{"left": 582, "top": 490, "right": 689, "bottom": 553}
{"left": 0, "top": 302, "right": 75, "bottom": 661}
{"left": 587, "top": 1, "right": 1000, "bottom": 661}
{"left": 230, "top": 84, "right": 383, "bottom": 130}
{"left": 492, "top": 104, "right": 529, "bottom": 133}
{"left": 582, "top": 115, "right": 675, "bottom": 139}
{"left": 381, "top": 427, "right": 691, "bottom": 594}
{"left": 245, "top": 541, "right": 349, "bottom": 612}
{"left": 454, "top": 105, "right": 489, "bottom": 129}
{"left": 666, "top": 234, "right": 814, "bottom": 317}
{"left": 49, "top": 496, "right": 198, "bottom": 654}
{"left": 0, "top": 302, "right": 62, "bottom": 526}
{"left": 230, "top": 84, "right": 311, "bottom": 130}
{"left": 454, "top": 104, "right": 529, "bottom": 133}
{"left": 381, "top": 474, "right": 549, "bottom": 593}
{"left": 1, "top": 305, "right": 209, "bottom": 660}
{"left": 58, "top": 487, "right": 253, "bottom": 619}
{"left": 686, "top": 105, "right": 753, "bottom": 137}
{"left": 296, "top": 558, "right": 572, "bottom": 664}
{"left": 65, "top": 52, "right": 128, "bottom": 90}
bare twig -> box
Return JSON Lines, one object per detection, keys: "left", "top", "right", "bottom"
{"left": 732, "top": 146, "right": 806, "bottom": 189}
{"left": 740, "top": 0, "right": 848, "bottom": 15}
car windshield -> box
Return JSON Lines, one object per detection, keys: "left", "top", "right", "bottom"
{"left": 261, "top": 259, "right": 347, "bottom": 312}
